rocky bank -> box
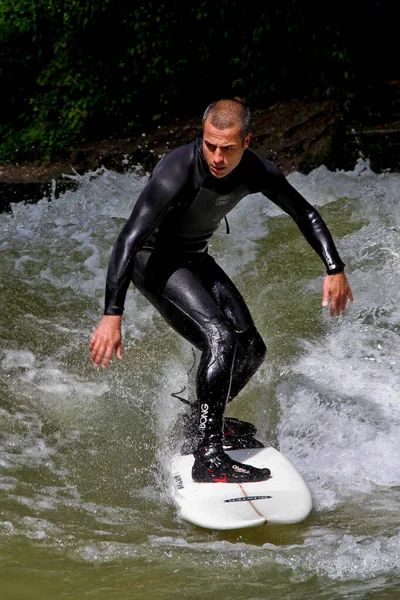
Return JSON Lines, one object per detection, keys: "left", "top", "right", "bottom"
{"left": 1, "top": 91, "right": 399, "bottom": 211}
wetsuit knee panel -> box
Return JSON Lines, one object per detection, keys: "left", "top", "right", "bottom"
{"left": 206, "top": 316, "right": 238, "bottom": 358}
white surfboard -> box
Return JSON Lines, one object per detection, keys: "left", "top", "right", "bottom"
{"left": 171, "top": 446, "right": 312, "bottom": 530}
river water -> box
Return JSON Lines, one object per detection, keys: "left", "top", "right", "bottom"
{"left": 1, "top": 159, "right": 399, "bottom": 599}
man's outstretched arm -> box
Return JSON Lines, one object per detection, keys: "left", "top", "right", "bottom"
{"left": 89, "top": 144, "right": 195, "bottom": 368}
{"left": 259, "top": 163, "right": 354, "bottom": 316}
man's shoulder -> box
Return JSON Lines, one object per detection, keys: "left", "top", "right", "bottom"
{"left": 156, "top": 138, "right": 200, "bottom": 169}
{"left": 245, "top": 147, "right": 282, "bottom": 176}
{"left": 148, "top": 138, "right": 203, "bottom": 194}
{"left": 152, "top": 137, "right": 205, "bottom": 187}
{"left": 242, "top": 147, "right": 285, "bottom": 191}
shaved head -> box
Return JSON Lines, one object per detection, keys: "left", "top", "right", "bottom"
{"left": 202, "top": 99, "right": 251, "bottom": 140}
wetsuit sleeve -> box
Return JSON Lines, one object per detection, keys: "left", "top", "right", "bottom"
{"left": 104, "top": 147, "right": 192, "bottom": 315}
{"left": 260, "top": 162, "right": 345, "bottom": 274}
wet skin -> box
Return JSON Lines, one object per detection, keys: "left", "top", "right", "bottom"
{"left": 202, "top": 120, "right": 251, "bottom": 179}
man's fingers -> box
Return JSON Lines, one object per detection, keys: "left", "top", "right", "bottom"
{"left": 330, "top": 298, "right": 338, "bottom": 317}
{"left": 91, "top": 344, "right": 112, "bottom": 368}
{"left": 99, "top": 342, "right": 121, "bottom": 367}
{"left": 322, "top": 273, "right": 354, "bottom": 317}
{"left": 90, "top": 316, "right": 122, "bottom": 368}
{"left": 332, "top": 292, "right": 351, "bottom": 317}
{"left": 89, "top": 333, "right": 122, "bottom": 367}
{"left": 100, "top": 349, "right": 113, "bottom": 368}
{"left": 89, "top": 334, "right": 97, "bottom": 351}
{"left": 89, "top": 335, "right": 100, "bottom": 363}
{"left": 334, "top": 297, "right": 344, "bottom": 317}
{"left": 89, "top": 333, "right": 107, "bottom": 366}
{"left": 90, "top": 341, "right": 105, "bottom": 366}
{"left": 321, "top": 278, "right": 330, "bottom": 307}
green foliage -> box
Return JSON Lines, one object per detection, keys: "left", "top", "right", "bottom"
{"left": 0, "top": 0, "right": 394, "bottom": 162}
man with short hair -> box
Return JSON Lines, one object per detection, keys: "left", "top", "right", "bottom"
{"left": 90, "top": 99, "right": 353, "bottom": 483}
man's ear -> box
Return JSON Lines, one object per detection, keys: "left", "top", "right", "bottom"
{"left": 243, "top": 132, "right": 252, "bottom": 149}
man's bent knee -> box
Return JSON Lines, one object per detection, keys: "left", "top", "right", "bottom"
{"left": 238, "top": 326, "right": 266, "bottom": 362}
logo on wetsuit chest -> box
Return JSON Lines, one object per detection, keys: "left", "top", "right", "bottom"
{"left": 216, "top": 196, "right": 230, "bottom": 205}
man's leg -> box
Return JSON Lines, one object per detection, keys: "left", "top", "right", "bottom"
{"left": 194, "top": 254, "right": 267, "bottom": 404}
{"left": 132, "top": 250, "right": 270, "bottom": 483}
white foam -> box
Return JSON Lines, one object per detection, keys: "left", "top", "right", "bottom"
{"left": 276, "top": 528, "right": 400, "bottom": 581}
{"left": 1, "top": 161, "right": 399, "bottom": 586}
{"left": 148, "top": 527, "right": 400, "bottom": 582}
{"left": 2, "top": 350, "right": 109, "bottom": 399}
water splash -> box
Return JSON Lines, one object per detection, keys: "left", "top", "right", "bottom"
{"left": 1, "top": 159, "right": 399, "bottom": 594}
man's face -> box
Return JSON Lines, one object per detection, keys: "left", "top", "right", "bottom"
{"left": 202, "top": 119, "right": 251, "bottom": 179}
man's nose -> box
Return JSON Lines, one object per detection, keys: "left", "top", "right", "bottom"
{"left": 214, "top": 148, "right": 224, "bottom": 163}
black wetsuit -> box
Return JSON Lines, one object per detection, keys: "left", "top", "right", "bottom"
{"left": 104, "top": 137, "right": 344, "bottom": 480}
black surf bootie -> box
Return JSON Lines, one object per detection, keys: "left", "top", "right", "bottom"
{"left": 192, "top": 446, "right": 271, "bottom": 484}
{"left": 224, "top": 417, "right": 257, "bottom": 437}
{"left": 183, "top": 408, "right": 257, "bottom": 439}
{"left": 182, "top": 414, "right": 264, "bottom": 454}
{"left": 222, "top": 417, "right": 265, "bottom": 451}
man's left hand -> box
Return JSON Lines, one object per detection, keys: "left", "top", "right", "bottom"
{"left": 322, "top": 272, "right": 354, "bottom": 317}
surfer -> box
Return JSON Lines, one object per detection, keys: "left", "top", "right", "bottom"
{"left": 89, "top": 99, "right": 353, "bottom": 484}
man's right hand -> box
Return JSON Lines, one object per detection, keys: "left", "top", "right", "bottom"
{"left": 89, "top": 315, "right": 122, "bottom": 368}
